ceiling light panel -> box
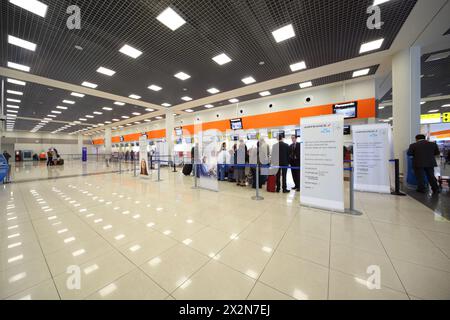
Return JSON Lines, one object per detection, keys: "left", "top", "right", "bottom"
{"left": 352, "top": 68, "right": 370, "bottom": 77}
{"left": 212, "top": 53, "right": 232, "bottom": 65}
{"left": 148, "top": 85, "right": 162, "bottom": 91}
{"left": 7, "top": 78, "right": 26, "bottom": 86}
{"left": 9, "top": 0, "right": 48, "bottom": 18}
{"left": 272, "top": 24, "right": 296, "bottom": 43}
{"left": 207, "top": 88, "right": 220, "bottom": 94}
{"left": 71, "top": 92, "right": 85, "bottom": 97}
{"left": 157, "top": 7, "right": 186, "bottom": 31}
{"left": 8, "top": 35, "right": 37, "bottom": 51}
{"left": 299, "top": 81, "right": 313, "bottom": 88}
{"left": 97, "top": 67, "right": 116, "bottom": 76}
{"left": 119, "top": 44, "right": 142, "bottom": 59}
{"left": 7, "top": 61, "right": 30, "bottom": 72}
{"left": 290, "top": 61, "right": 307, "bottom": 72}
{"left": 259, "top": 91, "right": 271, "bottom": 97}
{"left": 242, "top": 77, "right": 256, "bottom": 85}
{"left": 181, "top": 96, "right": 193, "bottom": 101}
{"left": 129, "top": 94, "right": 141, "bottom": 99}
{"left": 82, "top": 81, "right": 98, "bottom": 88}
{"left": 359, "top": 39, "right": 384, "bottom": 54}
{"left": 174, "top": 72, "right": 191, "bottom": 80}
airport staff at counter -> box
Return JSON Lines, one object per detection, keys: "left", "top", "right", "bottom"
{"left": 407, "top": 134, "right": 441, "bottom": 195}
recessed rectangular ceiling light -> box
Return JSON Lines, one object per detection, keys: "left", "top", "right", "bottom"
{"left": 119, "top": 44, "right": 142, "bottom": 59}
{"left": 79, "top": 118, "right": 87, "bottom": 121}
{"left": 105, "top": 121, "right": 112, "bottom": 124}
{"left": 114, "top": 102, "right": 125, "bottom": 106}
{"left": 93, "top": 112, "right": 103, "bottom": 115}
{"left": 7, "top": 105, "right": 20, "bottom": 109}
{"left": 207, "top": 88, "right": 220, "bottom": 94}
{"left": 148, "top": 85, "right": 162, "bottom": 91}
{"left": 51, "top": 111, "right": 61, "bottom": 114}
{"left": 373, "top": 0, "right": 391, "bottom": 5}
{"left": 428, "top": 109, "right": 439, "bottom": 113}
{"left": 71, "top": 92, "right": 85, "bottom": 98}
{"left": 7, "top": 78, "right": 26, "bottom": 86}
{"left": 425, "top": 51, "right": 450, "bottom": 62}
{"left": 242, "top": 76, "right": 256, "bottom": 85}
{"left": 161, "top": 103, "right": 171, "bottom": 107}
{"left": 56, "top": 106, "right": 68, "bottom": 110}
{"left": 121, "top": 116, "right": 129, "bottom": 119}
{"left": 299, "top": 81, "right": 313, "bottom": 89}
{"left": 112, "top": 119, "right": 119, "bottom": 122}
{"left": 442, "top": 104, "right": 450, "bottom": 108}
{"left": 63, "top": 100, "right": 75, "bottom": 104}
{"left": 102, "top": 107, "right": 113, "bottom": 111}
{"left": 157, "top": 7, "right": 186, "bottom": 31}
{"left": 9, "top": 0, "right": 48, "bottom": 18}
{"left": 47, "top": 115, "right": 56, "bottom": 118}
{"left": 359, "top": 38, "right": 384, "bottom": 54}
{"left": 7, "top": 98, "right": 21, "bottom": 103}
{"left": 155, "top": 116, "right": 163, "bottom": 120}
{"left": 129, "top": 94, "right": 141, "bottom": 99}
{"left": 97, "top": 67, "right": 116, "bottom": 76}
{"left": 204, "top": 104, "right": 214, "bottom": 109}
{"left": 144, "top": 119, "right": 151, "bottom": 122}
{"left": 132, "top": 112, "right": 141, "bottom": 116}
{"left": 272, "top": 24, "right": 295, "bottom": 43}
{"left": 212, "top": 53, "right": 232, "bottom": 65}
{"left": 181, "top": 96, "right": 193, "bottom": 101}
{"left": 185, "top": 109, "right": 194, "bottom": 113}
{"left": 145, "top": 108, "right": 155, "bottom": 112}
{"left": 229, "top": 98, "right": 239, "bottom": 103}
{"left": 259, "top": 91, "right": 271, "bottom": 97}
{"left": 8, "top": 35, "right": 37, "bottom": 51}
{"left": 82, "top": 81, "right": 98, "bottom": 88}
{"left": 352, "top": 68, "right": 370, "bottom": 78}
{"left": 7, "top": 61, "right": 30, "bottom": 72}
{"left": 290, "top": 61, "right": 307, "bottom": 72}
{"left": 7, "top": 110, "right": 18, "bottom": 113}
{"left": 7, "top": 90, "right": 23, "bottom": 96}
{"left": 174, "top": 72, "right": 191, "bottom": 80}
{"left": 44, "top": 118, "right": 52, "bottom": 121}
{"left": 85, "top": 115, "right": 94, "bottom": 118}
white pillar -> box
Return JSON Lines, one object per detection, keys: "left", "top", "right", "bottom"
{"left": 77, "top": 134, "right": 83, "bottom": 155}
{"left": 104, "top": 128, "right": 112, "bottom": 156}
{"left": 392, "top": 46, "right": 421, "bottom": 173}
{"left": 165, "top": 110, "right": 174, "bottom": 161}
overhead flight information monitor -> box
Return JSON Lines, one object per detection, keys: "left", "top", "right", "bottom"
{"left": 333, "top": 102, "right": 358, "bottom": 119}
{"left": 230, "top": 118, "right": 243, "bottom": 130}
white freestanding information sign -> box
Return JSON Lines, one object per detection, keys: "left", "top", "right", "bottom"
{"left": 352, "top": 124, "right": 391, "bottom": 193}
{"left": 300, "top": 115, "right": 345, "bottom": 212}
{"left": 139, "top": 135, "right": 150, "bottom": 177}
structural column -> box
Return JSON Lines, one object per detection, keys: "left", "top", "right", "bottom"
{"left": 392, "top": 46, "right": 421, "bottom": 173}
{"left": 77, "top": 134, "right": 83, "bottom": 156}
{"left": 165, "top": 110, "right": 175, "bottom": 162}
{"left": 104, "top": 127, "right": 112, "bottom": 156}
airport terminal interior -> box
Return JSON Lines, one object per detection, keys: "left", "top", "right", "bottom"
{"left": 1, "top": 0, "right": 450, "bottom": 301}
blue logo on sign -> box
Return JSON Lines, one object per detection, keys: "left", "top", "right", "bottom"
{"left": 321, "top": 128, "right": 331, "bottom": 134}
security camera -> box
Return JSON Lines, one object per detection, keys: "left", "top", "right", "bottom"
{"left": 269, "top": 104, "right": 273, "bottom": 108}
{"left": 305, "top": 96, "right": 313, "bottom": 104}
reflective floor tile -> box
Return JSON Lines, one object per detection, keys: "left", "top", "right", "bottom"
{"left": 172, "top": 260, "right": 255, "bottom": 300}
{"left": 87, "top": 269, "right": 168, "bottom": 300}
{"left": 140, "top": 244, "right": 209, "bottom": 293}
{"left": 247, "top": 282, "right": 295, "bottom": 300}
{"left": 278, "top": 232, "right": 330, "bottom": 267}
{"left": 6, "top": 279, "right": 60, "bottom": 300}
{"left": 260, "top": 251, "right": 329, "bottom": 300}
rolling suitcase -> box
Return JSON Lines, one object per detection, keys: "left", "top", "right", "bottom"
{"left": 183, "top": 164, "right": 193, "bottom": 176}
{"left": 266, "top": 175, "right": 276, "bottom": 192}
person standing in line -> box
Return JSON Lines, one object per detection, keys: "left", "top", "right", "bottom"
{"left": 407, "top": 134, "right": 441, "bottom": 195}
{"left": 217, "top": 142, "right": 229, "bottom": 181}
{"left": 271, "top": 134, "right": 290, "bottom": 193}
{"left": 289, "top": 135, "right": 301, "bottom": 192}
{"left": 47, "top": 149, "right": 53, "bottom": 166}
{"left": 236, "top": 139, "right": 247, "bottom": 186}
{"left": 3, "top": 151, "right": 11, "bottom": 164}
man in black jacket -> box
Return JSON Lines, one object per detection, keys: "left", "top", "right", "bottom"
{"left": 289, "top": 135, "right": 301, "bottom": 192}
{"left": 407, "top": 134, "right": 440, "bottom": 194}
{"left": 271, "top": 134, "right": 290, "bottom": 193}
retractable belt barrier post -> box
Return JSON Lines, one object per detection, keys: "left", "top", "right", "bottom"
{"left": 345, "top": 167, "right": 363, "bottom": 216}
{"left": 390, "top": 159, "right": 406, "bottom": 196}
{"left": 192, "top": 163, "right": 198, "bottom": 189}
{"left": 157, "top": 159, "right": 162, "bottom": 182}
{"left": 133, "top": 158, "right": 138, "bottom": 177}
{"left": 251, "top": 163, "right": 264, "bottom": 201}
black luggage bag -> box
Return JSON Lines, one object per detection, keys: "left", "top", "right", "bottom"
{"left": 183, "top": 164, "right": 193, "bottom": 176}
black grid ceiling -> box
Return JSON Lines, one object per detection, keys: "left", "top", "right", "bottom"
{"left": 377, "top": 98, "right": 450, "bottom": 120}
{"left": 4, "top": 80, "right": 152, "bottom": 132}
{"left": 188, "top": 65, "right": 380, "bottom": 113}
{"left": 1, "top": 0, "right": 417, "bottom": 110}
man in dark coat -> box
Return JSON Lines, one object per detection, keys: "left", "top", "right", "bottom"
{"left": 289, "top": 135, "right": 301, "bottom": 192}
{"left": 271, "top": 134, "right": 291, "bottom": 193}
{"left": 407, "top": 134, "right": 440, "bottom": 194}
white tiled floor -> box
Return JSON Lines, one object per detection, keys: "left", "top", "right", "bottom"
{"left": 1, "top": 166, "right": 450, "bottom": 300}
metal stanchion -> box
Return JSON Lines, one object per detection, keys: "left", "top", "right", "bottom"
{"left": 345, "top": 167, "right": 363, "bottom": 216}
{"left": 391, "top": 159, "right": 406, "bottom": 196}
{"left": 119, "top": 156, "right": 122, "bottom": 174}
{"left": 251, "top": 164, "right": 264, "bottom": 201}
{"left": 156, "top": 160, "right": 162, "bottom": 182}
{"left": 192, "top": 163, "right": 198, "bottom": 189}
{"left": 133, "top": 158, "right": 138, "bottom": 177}
{"left": 172, "top": 155, "right": 177, "bottom": 173}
